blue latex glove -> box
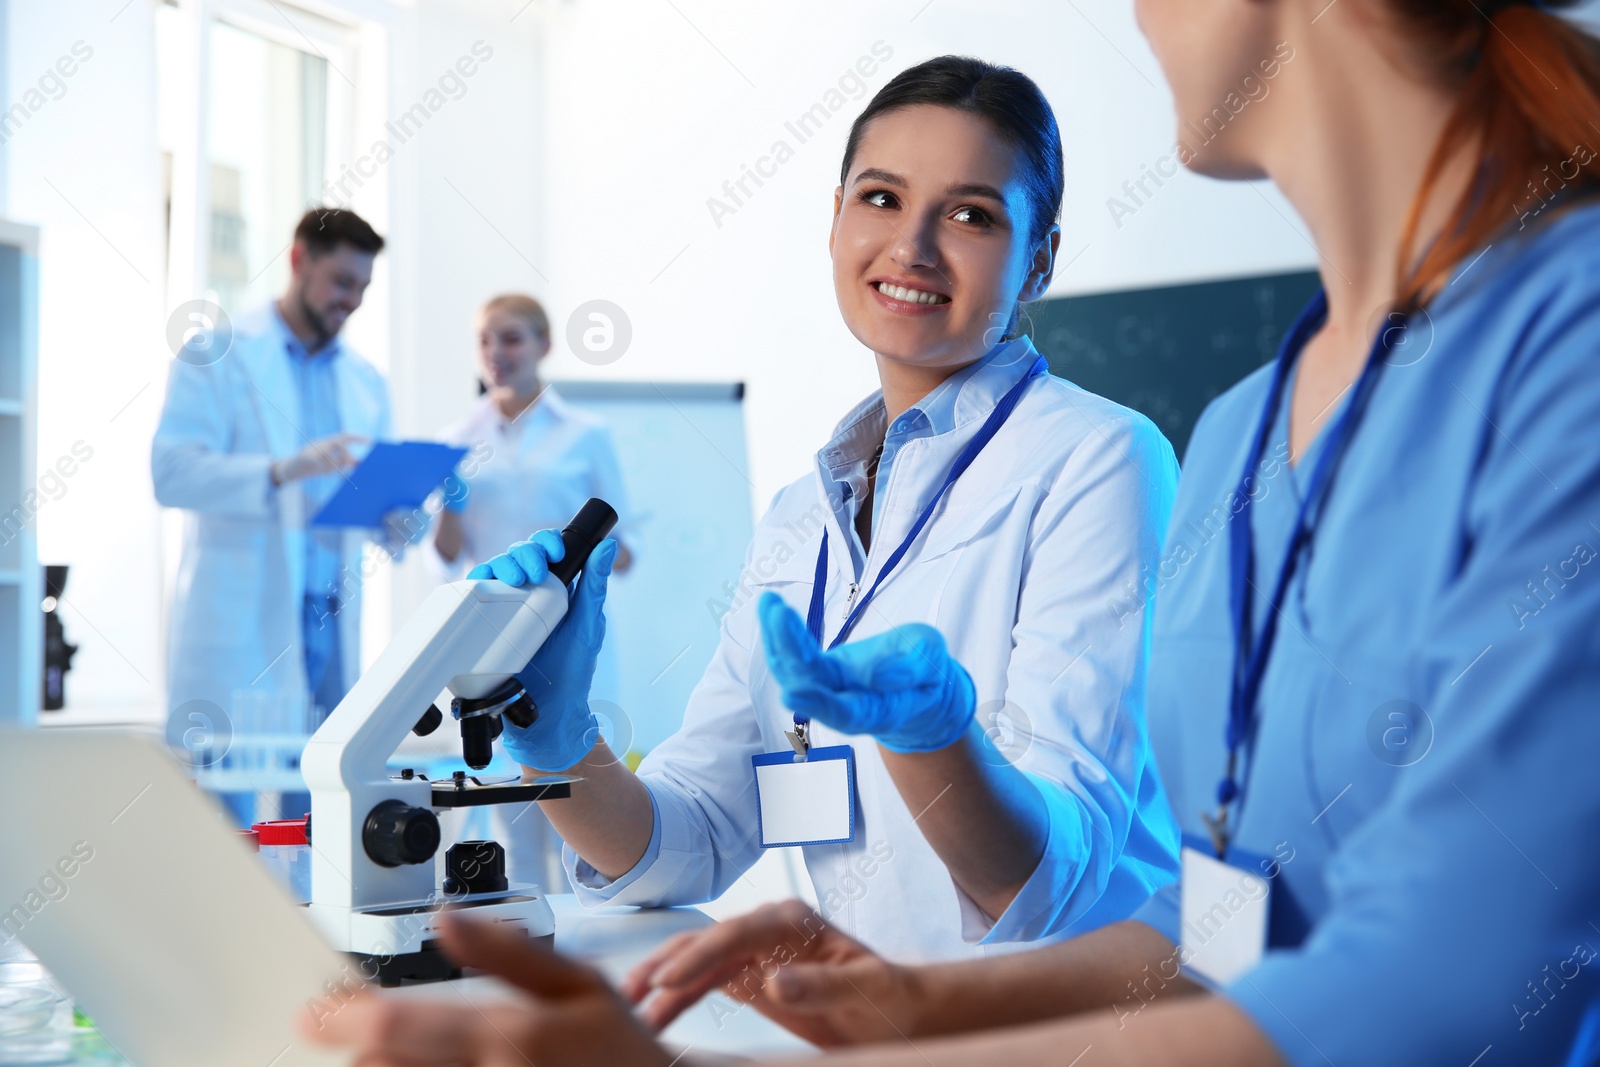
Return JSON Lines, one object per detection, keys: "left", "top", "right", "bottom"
{"left": 757, "top": 591, "right": 975, "bottom": 753}
{"left": 467, "top": 531, "right": 618, "bottom": 772}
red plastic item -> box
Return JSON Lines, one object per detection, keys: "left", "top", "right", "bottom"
{"left": 236, "top": 828, "right": 260, "bottom": 852}
{"left": 251, "top": 818, "right": 309, "bottom": 846}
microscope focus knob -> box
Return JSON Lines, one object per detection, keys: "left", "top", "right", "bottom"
{"left": 363, "top": 800, "right": 441, "bottom": 868}
{"left": 413, "top": 704, "right": 444, "bottom": 737}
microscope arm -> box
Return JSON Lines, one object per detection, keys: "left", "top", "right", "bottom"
{"left": 303, "top": 499, "right": 617, "bottom": 915}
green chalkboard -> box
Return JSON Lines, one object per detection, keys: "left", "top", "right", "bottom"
{"left": 1027, "top": 270, "right": 1322, "bottom": 459}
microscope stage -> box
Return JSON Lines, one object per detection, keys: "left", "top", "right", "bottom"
{"left": 388, "top": 771, "right": 579, "bottom": 808}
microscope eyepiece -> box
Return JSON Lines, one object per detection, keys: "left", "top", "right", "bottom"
{"left": 547, "top": 498, "right": 619, "bottom": 586}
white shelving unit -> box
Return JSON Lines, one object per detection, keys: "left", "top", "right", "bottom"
{"left": 0, "top": 217, "right": 40, "bottom": 728}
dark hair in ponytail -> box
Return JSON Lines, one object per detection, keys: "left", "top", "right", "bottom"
{"left": 839, "top": 55, "right": 1065, "bottom": 247}
{"left": 1390, "top": 0, "right": 1600, "bottom": 308}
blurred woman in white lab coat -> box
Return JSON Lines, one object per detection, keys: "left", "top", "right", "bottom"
{"left": 432, "top": 294, "right": 633, "bottom": 580}
{"left": 431, "top": 293, "right": 633, "bottom": 889}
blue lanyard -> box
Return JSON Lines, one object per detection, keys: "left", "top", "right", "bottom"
{"left": 1209, "top": 290, "right": 1393, "bottom": 856}
{"left": 801, "top": 355, "right": 1047, "bottom": 706}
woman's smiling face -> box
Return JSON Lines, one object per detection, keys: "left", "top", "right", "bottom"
{"left": 477, "top": 307, "right": 547, "bottom": 392}
{"left": 830, "top": 104, "right": 1057, "bottom": 372}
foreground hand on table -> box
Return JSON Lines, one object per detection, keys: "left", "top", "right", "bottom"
{"left": 301, "top": 911, "right": 674, "bottom": 1067}
{"left": 622, "top": 899, "right": 920, "bottom": 1048}
{"left": 757, "top": 592, "right": 975, "bottom": 753}
{"left": 468, "top": 531, "right": 619, "bottom": 772}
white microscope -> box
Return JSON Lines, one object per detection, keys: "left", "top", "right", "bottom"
{"left": 302, "top": 498, "right": 616, "bottom": 985}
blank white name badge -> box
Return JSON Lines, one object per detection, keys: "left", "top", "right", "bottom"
{"left": 752, "top": 745, "right": 856, "bottom": 848}
{"left": 1180, "top": 846, "right": 1270, "bottom": 986}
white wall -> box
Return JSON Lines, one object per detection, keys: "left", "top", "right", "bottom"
{"left": 391, "top": 0, "right": 545, "bottom": 437}
{"left": 6, "top": 1, "right": 167, "bottom": 713}
{"left": 380, "top": 0, "right": 547, "bottom": 628}
{"left": 0, "top": 0, "right": 8, "bottom": 212}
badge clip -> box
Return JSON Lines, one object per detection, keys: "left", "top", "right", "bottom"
{"left": 784, "top": 721, "right": 810, "bottom": 761}
{"left": 1201, "top": 807, "right": 1230, "bottom": 860}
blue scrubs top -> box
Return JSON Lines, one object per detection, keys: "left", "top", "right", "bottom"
{"left": 1132, "top": 200, "right": 1600, "bottom": 1066}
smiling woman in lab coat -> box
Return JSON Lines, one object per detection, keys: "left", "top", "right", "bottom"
{"left": 459, "top": 56, "right": 1181, "bottom": 965}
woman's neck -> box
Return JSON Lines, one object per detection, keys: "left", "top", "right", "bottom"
{"left": 1261, "top": 6, "right": 1475, "bottom": 340}
{"left": 492, "top": 380, "right": 543, "bottom": 421}
{"left": 875, "top": 350, "right": 981, "bottom": 426}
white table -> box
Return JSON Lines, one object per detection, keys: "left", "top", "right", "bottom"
{"left": 63, "top": 895, "right": 813, "bottom": 1064}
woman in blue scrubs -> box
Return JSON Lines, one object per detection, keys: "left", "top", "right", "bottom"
{"left": 307, "top": 1, "right": 1600, "bottom": 1064}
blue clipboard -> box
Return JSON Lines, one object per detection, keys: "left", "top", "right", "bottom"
{"left": 310, "top": 441, "right": 468, "bottom": 528}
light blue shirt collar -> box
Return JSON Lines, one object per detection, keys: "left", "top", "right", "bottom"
{"left": 818, "top": 336, "right": 1041, "bottom": 475}
{"left": 816, "top": 337, "right": 1043, "bottom": 577}
{"left": 270, "top": 301, "right": 343, "bottom": 363}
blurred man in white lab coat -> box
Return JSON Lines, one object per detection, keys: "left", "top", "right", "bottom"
{"left": 153, "top": 208, "right": 395, "bottom": 825}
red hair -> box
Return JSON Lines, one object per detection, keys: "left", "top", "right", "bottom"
{"left": 1391, "top": 1, "right": 1600, "bottom": 308}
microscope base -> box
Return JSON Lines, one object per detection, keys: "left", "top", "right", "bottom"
{"left": 309, "top": 886, "right": 557, "bottom": 983}
{"left": 354, "top": 929, "right": 555, "bottom": 987}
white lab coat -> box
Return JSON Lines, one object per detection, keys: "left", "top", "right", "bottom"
{"left": 569, "top": 339, "right": 1182, "bottom": 964}
{"left": 434, "top": 388, "right": 631, "bottom": 576}
{"left": 151, "top": 305, "right": 391, "bottom": 719}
